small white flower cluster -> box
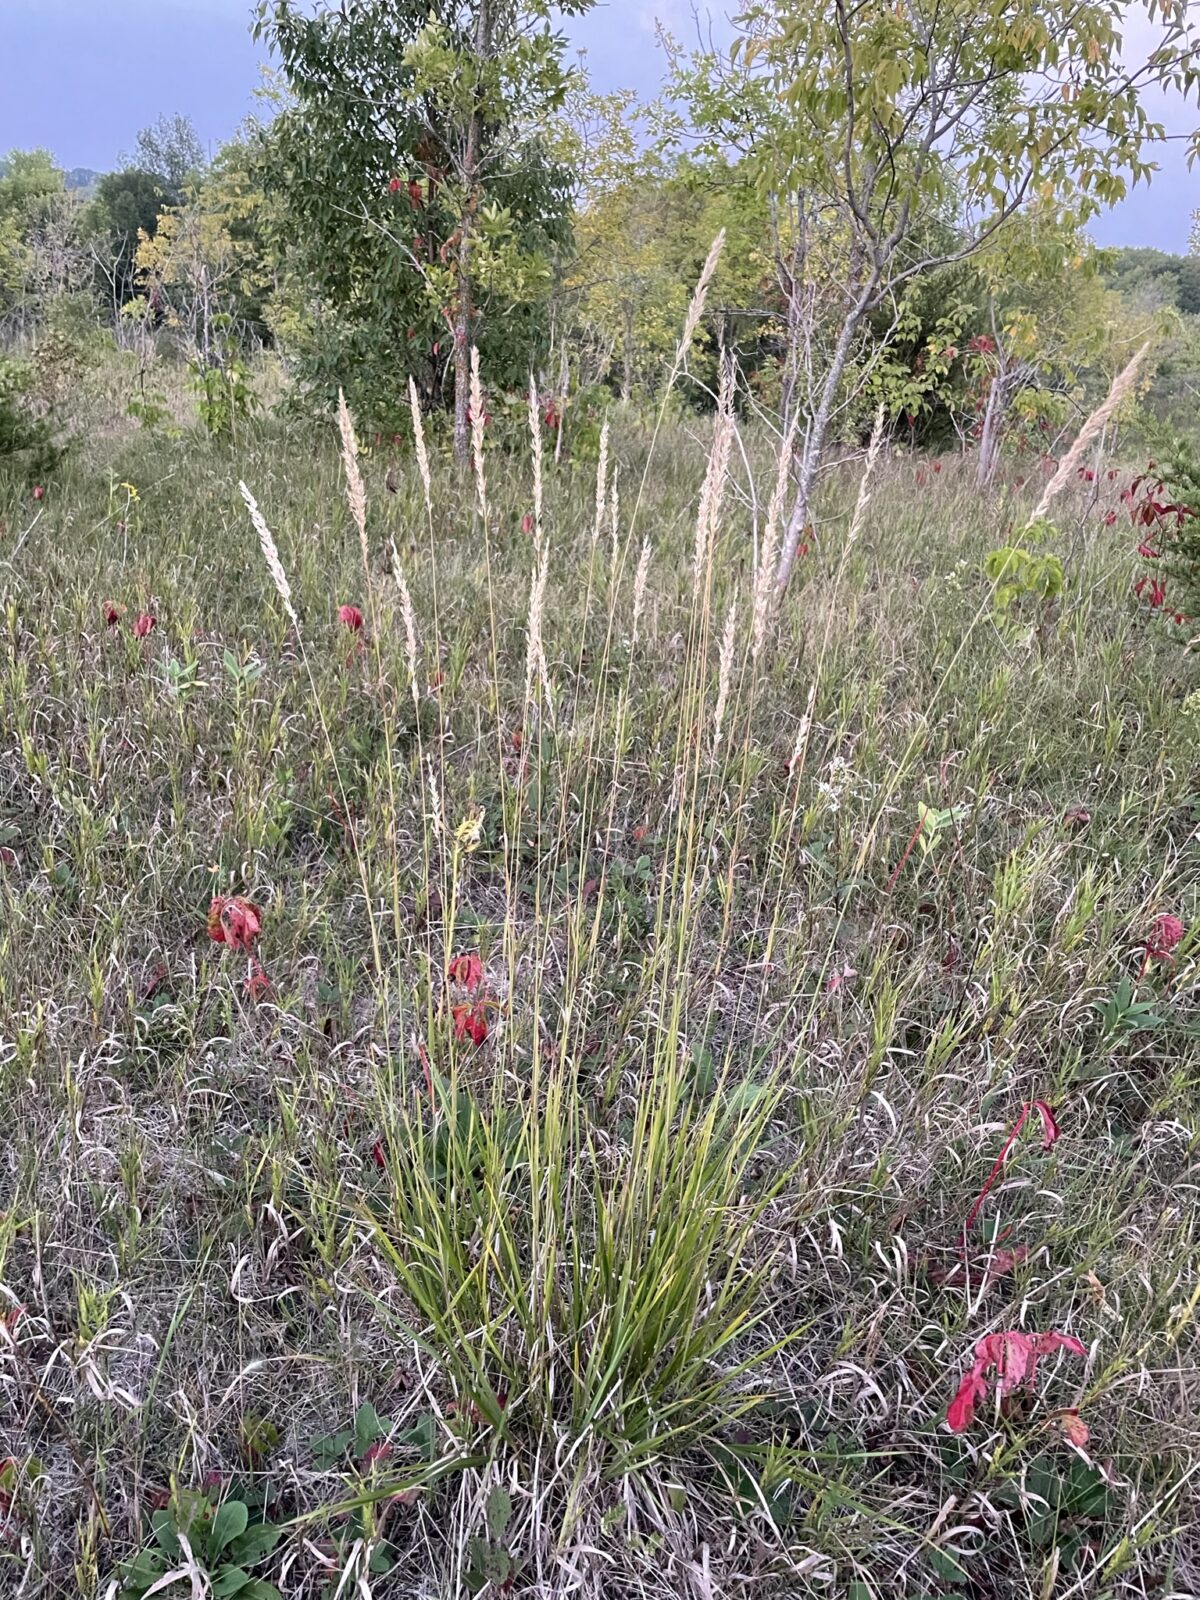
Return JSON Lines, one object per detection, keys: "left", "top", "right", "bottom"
{"left": 815, "top": 752, "right": 859, "bottom": 814}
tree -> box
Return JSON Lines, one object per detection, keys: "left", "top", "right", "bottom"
{"left": 963, "top": 214, "right": 1112, "bottom": 483}
{"left": 0, "top": 150, "right": 66, "bottom": 324}
{"left": 85, "top": 169, "right": 170, "bottom": 313}
{"left": 134, "top": 133, "right": 280, "bottom": 360}
{"left": 255, "top": 0, "right": 588, "bottom": 453}
{"left": 570, "top": 150, "right": 777, "bottom": 402}
{"left": 676, "top": 0, "right": 1200, "bottom": 591}
{"left": 132, "top": 114, "right": 207, "bottom": 198}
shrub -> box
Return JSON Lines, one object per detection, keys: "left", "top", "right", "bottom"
{"left": 0, "top": 355, "right": 61, "bottom": 479}
{"left": 1139, "top": 432, "right": 1200, "bottom": 623}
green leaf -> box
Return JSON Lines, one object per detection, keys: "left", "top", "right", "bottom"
{"left": 926, "top": 1545, "right": 968, "bottom": 1582}
{"left": 227, "top": 1523, "right": 281, "bottom": 1565}
{"left": 354, "top": 1401, "right": 386, "bottom": 1456}
{"left": 212, "top": 1500, "right": 249, "bottom": 1554}
{"left": 399, "top": 1412, "right": 437, "bottom": 1462}
{"left": 119, "top": 1549, "right": 169, "bottom": 1587}
{"left": 211, "top": 1566, "right": 254, "bottom": 1598}
{"left": 151, "top": 1512, "right": 182, "bottom": 1560}
{"left": 486, "top": 1484, "right": 513, "bottom": 1541}
{"left": 724, "top": 1081, "right": 767, "bottom": 1116}
{"left": 311, "top": 1427, "right": 353, "bottom": 1467}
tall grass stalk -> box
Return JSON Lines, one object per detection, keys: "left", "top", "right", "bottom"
{"left": 242, "top": 285, "right": 809, "bottom": 1536}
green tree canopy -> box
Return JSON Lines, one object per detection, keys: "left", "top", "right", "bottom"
{"left": 254, "top": 0, "right": 589, "bottom": 445}
{"left": 0, "top": 149, "right": 67, "bottom": 318}
{"left": 85, "top": 169, "right": 171, "bottom": 310}
{"left": 671, "top": 0, "right": 1200, "bottom": 589}
{"left": 132, "top": 113, "right": 208, "bottom": 198}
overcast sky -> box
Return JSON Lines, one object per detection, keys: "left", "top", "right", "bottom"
{"left": 2, "top": 0, "right": 1195, "bottom": 251}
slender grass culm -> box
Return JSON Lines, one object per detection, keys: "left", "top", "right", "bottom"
{"left": 229, "top": 247, "right": 813, "bottom": 1592}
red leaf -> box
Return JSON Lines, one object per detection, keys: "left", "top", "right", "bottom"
{"left": 208, "top": 896, "right": 263, "bottom": 952}
{"left": 1031, "top": 1099, "right": 1060, "bottom": 1150}
{"left": 1146, "top": 912, "right": 1184, "bottom": 959}
{"left": 452, "top": 1001, "right": 489, "bottom": 1046}
{"left": 964, "top": 1100, "right": 1061, "bottom": 1235}
{"left": 986, "top": 1243, "right": 1029, "bottom": 1281}
{"left": 244, "top": 961, "right": 272, "bottom": 1002}
{"left": 1053, "top": 1408, "right": 1090, "bottom": 1447}
{"left": 947, "top": 1369, "right": 989, "bottom": 1432}
{"left": 448, "top": 951, "right": 484, "bottom": 993}
{"left": 946, "top": 1330, "right": 1086, "bottom": 1432}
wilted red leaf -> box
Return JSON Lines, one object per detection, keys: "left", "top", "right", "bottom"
{"left": 964, "top": 1100, "right": 1062, "bottom": 1234}
{"left": 946, "top": 1330, "right": 1086, "bottom": 1432}
{"left": 927, "top": 1242, "right": 1027, "bottom": 1289}
{"left": 447, "top": 951, "right": 484, "bottom": 993}
{"left": 244, "top": 961, "right": 272, "bottom": 1002}
{"left": 1146, "top": 912, "right": 1184, "bottom": 959}
{"left": 208, "top": 895, "right": 263, "bottom": 952}
{"left": 141, "top": 961, "right": 169, "bottom": 1001}
{"left": 452, "top": 1001, "right": 488, "bottom": 1046}
{"left": 825, "top": 963, "right": 856, "bottom": 997}
{"left": 1031, "top": 1099, "right": 1060, "bottom": 1150}
{"left": 1053, "top": 1409, "right": 1090, "bottom": 1448}
{"left": 987, "top": 1244, "right": 1029, "bottom": 1279}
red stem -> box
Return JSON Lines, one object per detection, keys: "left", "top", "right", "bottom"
{"left": 963, "top": 1104, "right": 1030, "bottom": 1236}
{"left": 885, "top": 814, "right": 926, "bottom": 894}
{"left": 417, "top": 1041, "right": 434, "bottom": 1106}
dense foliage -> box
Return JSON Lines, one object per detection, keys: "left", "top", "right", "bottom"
{"left": 254, "top": 0, "right": 584, "bottom": 436}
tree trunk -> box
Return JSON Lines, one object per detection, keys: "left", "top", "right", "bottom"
{"left": 976, "top": 373, "right": 1005, "bottom": 488}
{"left": 775, "top": 296, "right": 869, "bottom": 594}
{"left": 621, "top": 302, "right": 634, "bottom": 403}
{"left": 452, "top": 0, "right": 492, "bottom": 465}
{"left": 975, "top": 364, "right": 1028, "bottom": 488}
{"left": 452, "top": 271, "right": 472, "bottom": 464}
